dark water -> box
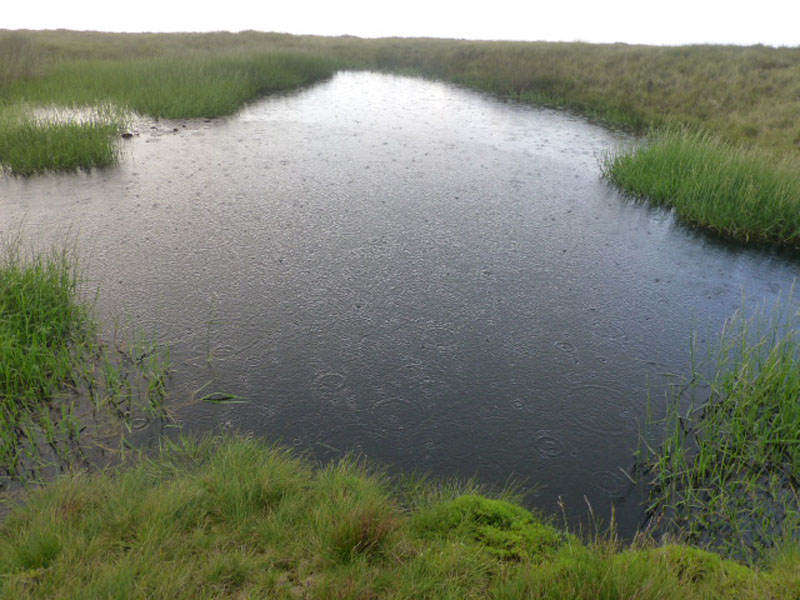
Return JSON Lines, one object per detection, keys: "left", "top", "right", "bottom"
{"left": 2, "top": 72, "right": 798, "bottom": 534}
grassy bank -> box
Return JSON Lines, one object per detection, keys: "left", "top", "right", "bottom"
{"left": 1, "top": 435, "right": 797, "bottom": 599}
{"left": 359, "top": 40, "right": 800, "bottom": 153}
{"left": 0, "top": 239, "right": 170, "bottom": 482}
{"left": 4, "top": 52, "right": 340, "bottom": 120}
{"left": 0, "top": 31, "right": 341, "bottom": 174}
{"left": 7, "top": 31, "right": 798, "bottom": 150}
{"left": 354, "top": 38, "right": 800, "bottom": 249}
{"left": 3, "top": 30, "right": 799, "bottom": 248}
{"left": 640, "top": 298, "right": 800, "bottom": 563}
{"left": 602, "top": 128, "right": 800, "bottom": 248}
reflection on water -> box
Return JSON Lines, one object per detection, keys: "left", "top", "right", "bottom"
{"left": 2, "top": 72, "right": 799, "bottom": 536}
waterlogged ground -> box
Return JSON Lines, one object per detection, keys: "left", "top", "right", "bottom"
{"left": 2, "top": 72, "right": 799, "bottom": 534}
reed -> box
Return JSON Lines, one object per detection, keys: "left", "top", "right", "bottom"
{"left": 640, "top": 295, "right": 800, "bottom": 563}
{"left": 0, "top": 239, "right": 170, "bottom": 481}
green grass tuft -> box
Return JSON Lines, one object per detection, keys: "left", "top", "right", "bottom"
{"left": 0, "top": 238, "right": 170, "bottom": 481}
{"left": 0, "top": 108, "right": 120, "bottom": 175}
{"left": 640, "top": 296, "right": 800, "bottom": 562}
{"left": 602, "top": 128, "right": 800, "bottom": 248}
{"left": 413, "top": 494, "right": 565, "bottom": 561}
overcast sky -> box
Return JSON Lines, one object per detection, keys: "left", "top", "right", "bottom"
{"left": 4, "top": 1, "right": 799, "bottom": 47}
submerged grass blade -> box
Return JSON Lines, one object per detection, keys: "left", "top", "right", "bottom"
{"left": 641, "top": 294, "right": 800, "bottom": 562}
{"left": 199, "top": 393, "right": 248, "bottom": 404}
{"left": 0, "top": 238, "right": 172, "bottom": 481}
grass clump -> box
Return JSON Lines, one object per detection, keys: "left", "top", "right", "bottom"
{"left": 7, "top": 52, "right": 340, "bottom": 120}
{"left": 1, "top": 435, "right": 797, "bottom": 599}
{"left": 0, "top": 239, "right": 170, "bottom": 482}
{"left": 0, "top": 30, "right": 341, "bottom": 175}
{"left": 640, "top": 297, "right": 800, "bottom": 563}
{"left": 412, "top": 494, "right": 565, "bottom": 561}
{"left": 0, "top": 243, "right": 88, "bottom": 474}
{"left": 603, "top": 128, "right": 800, "bottom": 248}
{"left": 0, "top": 107, "right": 120, "bottom": 175}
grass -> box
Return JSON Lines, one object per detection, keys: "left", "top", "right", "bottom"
{"left": 0, "top": 31, "right": 342, "bottom": 174}
{"left": 5, "top": 52, "right": 341, "bottom": 119}
{"left": 3, "top": 29, "right": 800, "bottom": 588}
{"left": 0, "top": 106, "right": 120, "bottom": 176}
{"left": 602, "top": 127, "right": 800, "bottom": 248}
{"left": 2, "top": 30, "right": 799, "bottom": 246}
{"left": 0, "top": 238, "right": 171, "bottom": 483}
{"left": 358, "top": 39, "right": 800, "bottom": 152}
{"left": 639, "top": 296, "right": 800, "bottom": 563}
{"left": 1, "top": 434, "right": 797, "bottom": 599}
{"left": 352, "top": 38, "right": 800, "bottom": 249}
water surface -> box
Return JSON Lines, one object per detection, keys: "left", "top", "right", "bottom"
{"left": 3, "top": 72, "right": 798, "bottom": 534}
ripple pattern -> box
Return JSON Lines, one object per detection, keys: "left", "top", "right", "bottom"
{"left": 533, "top": 430, "right": 564, "bottom": 458}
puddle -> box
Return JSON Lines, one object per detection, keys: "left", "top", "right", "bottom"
{"left": 2, "top": 71, "right": 799, "bottom": 536}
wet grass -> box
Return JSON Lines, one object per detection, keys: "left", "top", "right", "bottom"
{"left": 0, "top": 31, "right": 341, "bottom": 174}
{"left": 602, "top": 128, "right": 800, "bottom": 248}
{"left": 355, "top": 39, "right": 800, "bottom": 250}
{"left": 639, "top": 296, "right": 800, "bottom": 563}
{"left": 357, "top": 38, "right": 800, "bottom": 152}
{"left": 6, "top": 52, "right": 340, "bottom": 120}
{"left": 1, "top": 434, "right": 797, "bottom": 599}
{"left": 0, "top": 107, "right": 120, "bottom": 176}
{"left": 0, "top": 238, "right": 170, "bottom": 483}
{"left": 3, "top": 30, "right": 799, "bottom": 247}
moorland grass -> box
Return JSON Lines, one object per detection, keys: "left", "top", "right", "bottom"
{"left": 353, "top": 38, "right": 800, "bottom": 249}
{"left": 0, "top": 107, "right": 120, "bottom": 176}
{"left": 0, "top": 240, "right": 170, "bottom": 481}
{"left": 7, "top": 32, "right": 800, "bottom": 151}
{"left": 0, "top": 31, "right": 341, "bottom": 174}
{"left": 640, "top": 297, "right": 800, "bottom": 563}
{"left": 379, "top": 40, "right": 800, "bottom": 153}
{"left": 3, "top": 30, "right": 799, "bottom": 247}
{"left": 1, "top": 434, "right": 796, "bottom": 599}
{"left": 5, "top": 52, "right": 341, "bottom": 119}
{"left": 602, "top": 128, "right": 800, "bottom": 248}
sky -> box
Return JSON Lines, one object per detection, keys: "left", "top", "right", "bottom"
{"left": 4, "top": 0, "right": 799, "bottom": 47}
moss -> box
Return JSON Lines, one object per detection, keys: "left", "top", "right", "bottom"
{"left": 412, "top": 494, "right": 565, "bottom": 561}
{"left": 652, "top": 545, "right": 751, "bottom": 583}
{"left": 610, "top": 544, "right": 777, "bottom": 597}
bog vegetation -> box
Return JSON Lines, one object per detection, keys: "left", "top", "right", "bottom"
{"left": 0, "top": 238, "right": 170, "bottom": 483}
{"left": 639, "top": 297, "right": 800, "bottom": 564}
{"left": 2, "top": 28, "right": 800, "bottom": 597}
{"left": 2, "top": 435, "right": 800, "bottom": 599}
{"left": 1, "top": 29, "right": 799, "bottom": 244}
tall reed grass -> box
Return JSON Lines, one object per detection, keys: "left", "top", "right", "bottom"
{"left": 640, "top": 296, "right": 800, "bottom": 563}
{"left": 0, "top": 239, "right": 170, "bottom": 481}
